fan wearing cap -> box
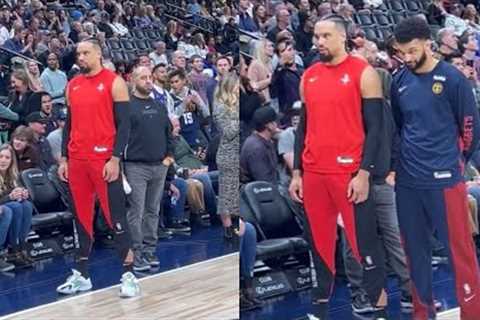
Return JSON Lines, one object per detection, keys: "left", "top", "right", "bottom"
{"left": 25, "top": 111, "right": 56, "bottom": 171}
{"left": 240, "top": 106, "right": 280, "bottom": 184}
{"left": 46, "top": 108, "right": 67, "bottom": 163}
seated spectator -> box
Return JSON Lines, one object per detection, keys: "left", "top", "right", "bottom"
{"left": 25, "top": 61, "right": 43, "bottom": 92}
{"left": 240, "top": 106, "right": 280, "bottom": 184}
{"left": 9, "top": 69, "right": 42, "bottom": 123}
{"left": 0, "top": 144, "right": 34, "bottom": 267}
{"left": 0, "top": 202, "right": 13, "bottom": 272}
{"left": 134, "top": 6, "right": 153, "bottom": 29}
{"left": 46, "top": 108, "right": 66, "bottom": 162}
{"left": 427, "top": 0, "right": 447, "bottom": 27}
{"left": 38, "top": 92, "right": 58, "bottom": 135}
{"left": 191, "top": 33, "right": 209, "bottom": 59}
{"left": 188, "top": 55, "right": 211, "bottom": 107}
{"left": 165, "top": 20, "right": 179, "bottom": 51}
{"left": 445, "top": 3, "right": 468, "bottom": 36}
{"left": 171, "top": 117, "right": 218, "bottom": 219}
{"left": 40, "top": 53, "right": 67, "bottom": 104}
{"left": 109, "top": 12, "right": 130, "bottom": 37}
{"left": 270, "top": 38, "right": 303, "bottom": 124}
{"left": 169, "top": 69, "right": 210, "bottom": 149}
{"left": 151, "top": 63, "right": 175, "bottom": 117}
{"left": 11, "top": 126, "right": 41, "bottom": 171}
{"left": 277, "top": 107, "right": 300, "bottom": 189}
{"left": 25, "top": 112, "right": 56, "bottom": 171}
{"left": 149, "top": 41, "right": 168, "bottom": 67}
{"left": 172, "top": 50, "right": 187, "bottom": 71}
{"left": 239, "top": 218, "right": 262, "bottom": 310}
{"left": 240, "top": 56, "right": 263, "bottom": 145}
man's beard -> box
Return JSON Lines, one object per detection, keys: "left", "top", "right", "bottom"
{"left": 136, "top": 86, "right": 152, "bottom": 96}
{"left": 79, "top": 66, "right": 91, "bottom": 74}
{"left": 407, "top": 51, "right": 427, "bottom": 72}
{"left": 318, "top": 50, "right": 333, "bottom": 62}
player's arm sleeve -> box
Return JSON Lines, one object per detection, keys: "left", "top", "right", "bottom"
{"left": 112, "top": 77, "right": 131, "bottom": 159}
{"left": 452, "top": 76, "right": 480, "bottom": 162}
{"left": 360, "top": 98, "right": 385, "bottom": 172}
{"left": 293, "top": 103, "right": 306, "bottom": 171}
{"left": 61, "top": 86, "right": 71, "bottom": 159}
{"left": 360, "top": 66, "right": 386, "bottom": 173}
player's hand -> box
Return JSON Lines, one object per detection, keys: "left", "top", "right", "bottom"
{"left": 385, "top": 171, "right": 395, "bottom": 187}
{"left": 347, "top": 170, "right": 370, "bottom": 204}
{"left": 289, "top": 173, "right": 303, "bottom": 203}
{"left": 103, "top": 157, "right": 120, "bottom": 183}
{"left": 162, "top": 156, "right": 174, "bottom": 167}
{"left": 58, "top": 158, "right": 68, "bottom": 182}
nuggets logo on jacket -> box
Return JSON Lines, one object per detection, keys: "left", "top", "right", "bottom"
{"left": 432, "top": 82, "right": 443, "bottom": 94}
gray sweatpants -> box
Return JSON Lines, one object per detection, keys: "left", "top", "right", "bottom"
{"left": 343, "top": 183, "right": 411, "bottom": 298}
{"left": 125, "top": 162, "right": 168, "bottom": 254}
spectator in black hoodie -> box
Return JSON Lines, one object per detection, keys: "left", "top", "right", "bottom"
{"left": 123, "top": 66, "right": 175, "bottom": 272}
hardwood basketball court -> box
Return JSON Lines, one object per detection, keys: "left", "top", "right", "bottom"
{"left": 0, "top": 253, "right": 239, "bottom": 320}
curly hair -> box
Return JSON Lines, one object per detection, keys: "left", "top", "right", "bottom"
{"left": 394, "top": 16, "right": 431, "bottom": 44}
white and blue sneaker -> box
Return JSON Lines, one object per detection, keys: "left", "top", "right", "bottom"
{"left": 119, "top": 271, "right": 140, "bottom": 298}
{"left": 56, "top": 269, "right": 92, "bottom": 295}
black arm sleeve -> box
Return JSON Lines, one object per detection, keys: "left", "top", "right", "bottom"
{"left": 293, "top": 103, "right": 306, "bottom": 171}
{"left": 113, "top": 101, "right": 131, "bottom": 158}
{"left": 360, "top": 98, "right": 385, "bottom": 172}
{"left": 61, "top": 107, "right": 71, "bottom": 158}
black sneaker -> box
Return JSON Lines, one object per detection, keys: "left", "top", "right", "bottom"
{"left": 158, "top": 227, "right": 173, "bottom": 239}
{"left": 144, "top": 252, "right": 160, "bottom": 267}
{"left": 0, "top": 258, "right": 14, "bottom": 272}
{"left": 191, "top": 213, "right": 210, "bottom": 228}
{"left": 13, "top": 251, "right": 34, "bottom": 268}
{"left": 400, "top": 295, "right": 413, "bottom": 310}
{"left": 166, "top": 221, "right": 191, "bottom": 234}
{"left": 352, "top": 292, "right": 375, "bottom": 314}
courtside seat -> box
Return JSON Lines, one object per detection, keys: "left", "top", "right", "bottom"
{"left": 241, "top": 181, "right": 309, "bottom": 265}
{"left": 21, "top": 169, "right": 73, "bottom": 230}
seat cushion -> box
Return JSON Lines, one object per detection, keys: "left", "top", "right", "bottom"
{"left": 256, "top": 238, "right": 295, "bottom": 260}
{"left": 289, "top": 237, "right": 309, "bottom": 251}
{"left": 32, "top": 213, "right": 62, "bottom": 228}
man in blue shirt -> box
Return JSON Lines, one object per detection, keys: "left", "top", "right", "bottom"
{"left": 392, "top": 17, "right": 480, "bottom": 320}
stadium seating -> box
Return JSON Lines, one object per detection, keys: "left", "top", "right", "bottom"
{"left": 241, "top": 181, "right": 309, "bottom": 264}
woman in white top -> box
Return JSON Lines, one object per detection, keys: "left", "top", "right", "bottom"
{"left": 109, "top": 13, "right": 130, "bottom": 37}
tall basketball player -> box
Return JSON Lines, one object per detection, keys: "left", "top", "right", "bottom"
{"left": 289, "top": 15, "right": 389, "bottom": 319}
{"left": 56, "top": 38, "right": 140, "bottom": 297}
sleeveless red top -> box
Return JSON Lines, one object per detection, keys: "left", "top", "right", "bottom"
{"left": 302, "top": 55, "right": 368, "bottom": 174}
{"left": 67, "top": 68, "right": 117, "bottom": 160}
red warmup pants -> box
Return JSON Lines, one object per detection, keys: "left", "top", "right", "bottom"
{"left": 68, "top": 158, "right": 131, "bottom": 260}
{"left": 302, "top": 171, "right": 386, "bottom": 304}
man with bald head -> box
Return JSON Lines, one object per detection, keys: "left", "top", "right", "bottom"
{"left": 290, "top": 15, "right": 389, "bottom": 319}
{"left": 57, "top": 39, "right": 140, "bottom": 298}
{"left": 124, "top": 66, "right": 174, "bottom": 272}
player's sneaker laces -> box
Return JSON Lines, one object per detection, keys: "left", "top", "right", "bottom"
{"left": 56, "top": 269, "right": 92, "bottom": 294}
{"left": 119, "top": 271, "right": 140, "bottom": 298}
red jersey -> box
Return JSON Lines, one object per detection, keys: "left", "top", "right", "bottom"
{"left": 302, "top": 55, "right": 368, "bottom": 174}
{"left": 67, "top": 68, "right": 117, "bottom": 160}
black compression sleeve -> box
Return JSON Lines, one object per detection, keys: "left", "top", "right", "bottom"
{"left": 61, "top": 108, "right": 71, "bottom": 158}
{"left": 293, "top": 103, "right": 306, "bottom": 171}
{"left": 360, "top": 98, "right": 384, "bottom": 172}
{"left": 113, "top": 101, "right": 131, "bottom": 158}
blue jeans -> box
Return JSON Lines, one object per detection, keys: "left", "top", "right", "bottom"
{"left": 164, "top": 178, "right": 188, "bottom": 221}
{"left": 0, "top": 205, "right": 12, "bottom": 248}
{"left": 240, "top": 221, "right": 257, "bottom": 279}
{"left": 6, "top": 201, "right": 33, "bottom": 248}
{"left": 191, "top": 172, "right": 217, "bottom": 215}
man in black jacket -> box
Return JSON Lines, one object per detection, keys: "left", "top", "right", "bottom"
{"left": 124, "top": 66, "right": 175, "bottom": 272}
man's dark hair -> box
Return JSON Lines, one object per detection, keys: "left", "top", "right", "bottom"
{"left": 394, "top": 17, "right": 431, "bottom": 44}
{"left": 320, "top": 14, "right": 348, "bottom": 34}
{"left": 444, "top": 51, "right": 464, "bottom": 63}
{"left": 168, "top": 68, "right": 186, "bottom": 80}
{"left": 152, "top": 63, "right": 167, "bottom": 73}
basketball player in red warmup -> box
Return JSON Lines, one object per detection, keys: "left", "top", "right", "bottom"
{"left": 56, "top": 39, "right": 140, "bottom": 297}
{"left": 290, "top": 15, "right": 389, "bottom": 319}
